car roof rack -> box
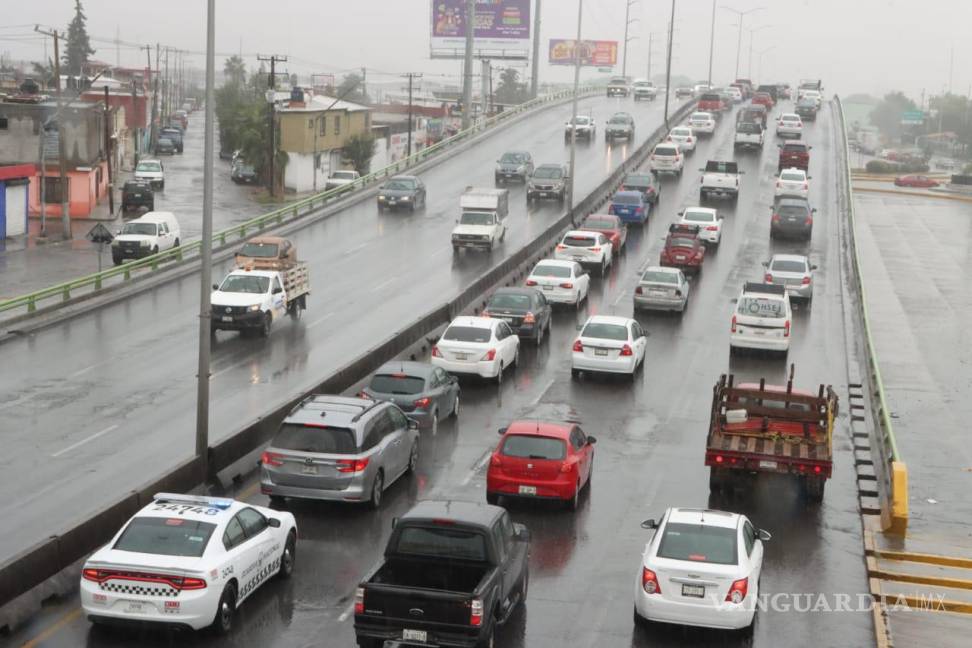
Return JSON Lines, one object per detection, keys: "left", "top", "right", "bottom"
{"left": 743, "top": 282, "right": 786, "bottom": 295}
{"left": 288, "top": 395, "right": 384, "bottom": 421}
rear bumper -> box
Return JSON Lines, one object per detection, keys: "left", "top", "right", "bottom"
{"left": 660, "top": 258, "right": 703, "bottom": 272}
{"left": 431, "top": 356, "right": 501, "bottom": 379}
{"left": 634, "top": 294, "right": 686, "bottom": 312}
{"left": 452, "top": 239, "right": 494, "bottom": 250}
{"left": 260, "top": 472, "right": 367, "bottom": 503}
{"left": 355, "top": 619, "right": 483, "bottom": 648}
{"left": 634, "top": 588, "right": 754, "bottom": 630}
{"left": 572, "top": 352, "right": 637, "bottom": 375}
{"left": 81, "top": 582, "right": 213, "bottom": 631}
{"left": 771, "top": 223, "right": 812, "bottom": 239}
{"left": 730, "top": 331, "right": 789, "bottom": 352}
{"left": 534, "top": 286, "right": 579, "bottom": 304}
{"left": 487, "top": 473, "right": 574, "bottom": 500}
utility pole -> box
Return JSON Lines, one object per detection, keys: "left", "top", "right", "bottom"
{"left": 163, "top": 47, "right": 170, "bottom": 121}
{"left": 721, "top": 6, "right": 765, "bottom": 80}
{"left": 481, "top": 59, "right": 490, "bottom": 117}
{"left": 257, "top": 54, "right": 287, "bottom": 196}
{"left": 461, "top": 0, "right": 475, "bottom": 130}
{"left": 142, "top": 44, "right": 156, "bottom": 159}
{"left": 530, "top": 0, "right": 542, "bottom": 98}
{"left": 566, "top": 0, "right": 583, "bottom": 215}
{"left": 131, "top": 79, "right": 139, "bottom": 166}
{"left": 663, "top": 0, "right": 675, "bottom": 127}
{"left": 646, "top": 33, "right": 653, "bottom": 81}
{"left": 196, "top": 0, "right": 217, "bottom": 481}
{"left": 745, "top": 25, "right": 771, "bottom": 78}
{"left": 103, "top": 85, "right": 114, "bottom": 216}
{"left": 622, "top": 0, "right": 639, "bottom": 80}
{"left": 360, "top": 67, "right": 367, "bottom": 101}
{"left": 706, "top": 0, "right": 716, "bottom": 86}
{"left": 402, "top": 73, "right": 423, "bottom": 157}
{"left": 35, "top": 25, "right": 71, "bottom": 240}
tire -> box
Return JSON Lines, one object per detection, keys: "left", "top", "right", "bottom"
{"left": 451, "top": 392, "right": 460, "bottom": 418}
{"left": 565, "top": 482, "right": 580, "bottom": 511}
{"left": 406, "top": 443, "right": 419, "bottom": 474}
{"left": 486, "top": 492, "right": 499, "bottom": 506}
{"left": 429, "top": 409, "right": 438, "bottom": 435}
{"left": 511, "top": 347, "right": 519, "bottom": 369}
{"left": 495, "top": 362, "right": 504, "bottom": 386}
{"left": 633, "top": 606, "right": 649, "bottom": 629}
{"left": 112, "top": 256, "right": 122, "bottom": 266}
{"left": 173, "top": 238, "right": 180, "bottom": 247}
{"left": 278, "top": 533, "right": 296, "bottom": 579}
{"left": 367, "top": 471, "right": 384, "bottom": 509}
{"left": 210, "top": 584, "right": 237, "bottom": 635}
{"left": 268, "top": 495, "right": 285, "bottom": 507}
{"left": 534, "top": 323, "right": 544, "bottom": 347}
{"left": 152, "top": 245, "right": 159, "bottom": 255}
{"left": 709, "top": 467, "right": 725, "bottom": 493}
{"left": 476, "top": 624, "right": 495, "bottom": 648}
{"left": 259, "top": 313, "right": 271, "bottom": 338}
{"left": 518, "top": 570, "right": 529, "bottom": 607}
{"left": 571, "top": 368, "right": 580, "bottom": 380}
{"left": 599, "top": 259, "right": 606, "bottom": 277}
{"left": 804, "top": 476, "right": 825, "bottom": 503}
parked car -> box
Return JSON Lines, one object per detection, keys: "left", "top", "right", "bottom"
{"left": 482, "top": 287, "right": 553, "bottom": 346}
{"left": 360, "top": 362, "right": 460, "bottom": 429}
{"left": 159, "top": 127, "right": 184, "bottom": 153}
{"left": 730, "top": 282, "right": 792, "bottom": 356}
{"left": 120, "top": 180, "right": 154, "bottom": 213}
{"left": 571, "top": 315, "right": 647, "bottom": 380}
{"left": 111, "top": 211, "right": 180, "bottom": 264}
{"left": 432, "top": 316, "right": 520, "bottom": 384}
{"left": 134, "top": 158, "right": 165, "bottom": 190}
{"left": 621, "top": 172, "right": 661, "bottom": 204}
{"left": 660, "top": 223, "right": 705, "bottom": 273}
{"left": 377, "top": 175, "right": 426, "bottom": 211}
{"left": 608, "top": 190, "right": 649, "bottom": 225}
{"left": 894, "top": 174, "right": 940, "bottom": 188}
{"left": 633, "top": 266, "right": 690, "bottom": 314}
{"left": 579, "top": 213, "right": 627, "bottom": 255}
{"left": 527, "top": 163, "right": 568, "bottom": 202}
{"left": 525, "top": 260, "right": 590, "bottom": 308}
{"left": 259, "top": 396, "right": 419, "bottom": 508}
{"left": 495, "top": 151, "right": 534, "bottom": 184}
{"left": 770, "top": 196, "right": 815, "bottom": 240}
{"left": 555, "top": 230, "right": 613, "bottom": 276}
{"left": 763, "top": 254, "right": 816, "bottom": 302}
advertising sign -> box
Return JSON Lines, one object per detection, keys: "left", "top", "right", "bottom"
{"left": 430, "top": 0, "right": 531, "bottom": 60}
{"left": 548, "top": 39, "right": 618, "bottom": 66}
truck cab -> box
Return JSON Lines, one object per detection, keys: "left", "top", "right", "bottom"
{"left": 452, "top": 188, "right": 509, "bottom": 253}
{"left": 210, "top": 269, "right": 288, "bottom": 337}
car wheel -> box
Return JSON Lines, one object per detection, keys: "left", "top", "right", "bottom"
{"left": 451, "top": 392, "right": 460, "bottom": 418}
{"left": 268, "top": 495, "right": 285, "bottom": 507}
{"left": 518, "top": 570, "right": 529, "bottom": 606}
{"left": 112, "top": 256, "right": 122, "bottom": 266}
{"left": 486, "top": 492, "right": 499, "bottom": 506}
{"left": 278, "top": 532, "right": 296, "bottom": 579}
{"left": 511, "top": 347, "right": 519, "bottom": 369}
{"left": 368, "top": 471, "right": 384, "bottom": 509}
{"left": 599, "top": 258, "right": 606, "bottom": 277}
{"left": 535, "top": 324, "right": 543, "bottom": 347}
{"left": 633, "top": 606, "right": 649, "bottom": 629}
{"left": 260, "top": 313, "right": 271, "bottom": 338}
{"left": 495, "top": 362, "right": 504, "bottom": 386}
{"left": 571, "top": 368, "right": 580, "bottom": 380}
{"left": 406, "top": 443, "right": 419, "bottom": 474}
{"left": 429, "top": 409, "right": 439, "bottom": 434}
{"left": 476, "top": 624, "right": 495, "bottom": 648}
{"left": 152, "top": 245, "right": 159, "bottom": 255}
{"left": 566, "top": 482, "right": 580, "bottom": 511}
{"left": 173, "top": 238, "right": 180, "bottom": 247}
{"left": 211, "top": 584, "right": 237, "bottom": 635}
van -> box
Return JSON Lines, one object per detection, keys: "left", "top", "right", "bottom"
{"left": 111, "top": 211, "right": 181, "bottom": 265}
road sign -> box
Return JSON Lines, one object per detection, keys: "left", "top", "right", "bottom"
{"left": 901, "top": 110, "right": 924, "bottom": 125}
{"left": 86, "top": 223, "right": 114, "bottom": 244}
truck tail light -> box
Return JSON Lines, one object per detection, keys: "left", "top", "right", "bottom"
{"left": 771, "top": 213, "right": 781, "bottom": 223}
{"left": 525, "top": 279, "right": 537, "bottom": 286}
{"left": 523, "top": 312, "right": 536, "bottom": 324}
{"left": 731, "top": 315, "right": 737, "bottom": 333}
{"left": 572, "top": 340, "right": 583, "bottom": 352}
{"left": 805, "top": 215, "right": 813, "bottom": 225}
{"left": 726, "top": 577, "right": 748, "bottom": 603}
{"left": 635, "top": 286, "right": 643, "bottom": 295}
{"left": 354, "top": 587, "right": 365, "bottom": 615}
{"left": 620, "top": 344, "right": 633, "bottom": 357}
{"left": 413, "top": 397, "right": 431, "bottom": 409}
{"left": 590, "top": 246, "right": 601, "bottom": 252}
{"left": 765, "top": 273, "right": 773, "bottom": 282}
{"left": 431, "top": 345, "right": 442, "bottom": 358}
{"left": 559, "top": 282, "right": 573, "bottom": 289}
{"left": 470, "top": 598, "right": 484, "bottom": 626}
{"left": 482, "top": 349, "right": 497, "bottom": 361}
{"left": 642, "top": 568, "right": 662, "bottom": 594}
{"left": 802, "top": 276, "right": 811, "bottom": 285}
{"left": 687, "top": 137, "right": 693, "bottom": 143}
{"left": 706, "top": 225, "right": 718, "bottom": 231}
{"left": 336, "top": 458, "right": 370, "bottom": 473}
{"left": 556, "top": 244, "right": 567, "bottom": 250}
{"left": 784, "top": 320, "right": 791, "bottom": 337}
{"left": 260, "top": 451, "right": 284, "bottom": 467}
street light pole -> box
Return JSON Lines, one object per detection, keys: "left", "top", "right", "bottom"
{"left": 621, "top": 0, "right": 639, "bottom": 80}
{"left": 746, "top": 24, "right": 772, "bottom": 79}
{"left": 566, "top": 0, "right": 583, "bottom": 216}
{"left": 706, "top": 0, "right": 716, "bottom": 86}
{"left": 720, "top": 5, "right": 765, "bottom": 80}
{"left": 530, "top": 0, "right": 542, "bottom": 98}
{"left": 663, "top": 0, "right": 675, "bottom": 128}
{"left": 461, "top": 0, "right": 475, "bottom": 130}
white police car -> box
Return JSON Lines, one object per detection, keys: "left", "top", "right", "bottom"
{"left": 80, "top": 493, "right": 297, "bottom": 634}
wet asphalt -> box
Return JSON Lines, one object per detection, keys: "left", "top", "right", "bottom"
{"left": 4, "top": 100, "right": 875, "bottom": 647}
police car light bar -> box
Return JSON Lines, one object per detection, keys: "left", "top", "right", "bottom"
{"left": 153, "top": 493, "right": 234, "bottom": 510}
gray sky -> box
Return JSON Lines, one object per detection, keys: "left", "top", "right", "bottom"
{"left": 1, "top": 0, "right": 969, "bottom": 102}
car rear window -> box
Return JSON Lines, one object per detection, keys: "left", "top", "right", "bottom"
{"left": 113, "top": 517, "right": 216, "bottom": 558}
{"left": 671, "top": 128, "right": 691, "bottom": 137}
{"left": 369, "top": 374, "right": 426, "bottom": 395}
{"left": 563, "top": 234, "right": 597, "bottom": 247}
{"left": 612, "top": 193, "right": 641, "bottom": 205}
{"left": 690, "top": 113, "right": 711, "bottom": 120}
{"left": 624, "top": 174, "right": 652, "bottom": 186}
{"left": 778, "top": 205, "right": 808, "bottom": 217}
{"left": 700, "top": 93, "right": 720, "bottom": 101}
{"left": 239, "top": 242, "right": 279, "bottom": 258}
{"left": 487, "top": 292, "right": 532, "bottom": 310}
{"left": 737, "top": 297, "right": 785, "bottom": 318}
{"left": 780, "top": 171, "right": 804, "bottom": 182}
{"left": 654, "top": 146, "right": 678, "bottom": 156}
{"left": 501, "top": 434, "right": 567, "bottom": 460}
{"left": 582, "top": 217, "right": 617, "bottom": 230}
{"left": 737, "top": 122, "right": 761, "bottom": 134}
{"left": 581, "top": 322, "right": 628, "bottom": 340}
{"left": 771, "top": 259, "right": 807, "bottom": 273}
{"left": 784, "top": 144, "right": 808, "bottom": 152}
{"left": 442, "top": 326, "right": 492, "bottom": 343}
{"left": 532, "top": 264, "right": 570, "bottom": 278}
{"left": 668, "top": 236, "right": 696, "bottom": 248}
{"left": 396, "top": 526, "right": 487, "bottom": 562}
{"left": 705, "top": 161, "right": 738, "bottom": 174}
{"left": 273, "top": 423, "right": 357, "bottom": 454}
{"left": 682, "top": 210, "right": 715, "bottom": 223}
{"left": 657, "top": 522, "right": 737, "bottom": 565}
{"left": 641, "top": 271, "right": 677, "bottom": 284}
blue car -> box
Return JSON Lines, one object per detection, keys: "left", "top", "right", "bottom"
{"left": 608, "top": 190, "right": 649, "bottom": 224}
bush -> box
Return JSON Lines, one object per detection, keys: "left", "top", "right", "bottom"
{"left": 898, "top": 161, "right": 929, "bottom": 173}
{"left": 864, "top": 159, "right": 929, "bottom": 174}
{"left": 865, "top": 160, "right": 894, "bottom": 174}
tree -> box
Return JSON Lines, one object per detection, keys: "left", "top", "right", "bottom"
{"left": 31, "top": 59, "right": 56, "bottom": 88}
{"left": 869, "top": 91, "right": 917, "bottom": 141}
{"left": 63, "top": 0, "right": 95, "bottom": 77}
{"left": 494, "top": 68, "right": 529, "bottom": 105}
{"left": 336, "top": 73, "right": 369, "bottom": 104}
{"left": 342, "top": 133, "right": 376, "bottom": 175}
{"left": 223, "top": 55, "right": 246, "bottom": 87}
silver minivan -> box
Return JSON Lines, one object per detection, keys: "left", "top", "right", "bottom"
{"left": 260, "top": 396, "right": 419, "bottom": 509}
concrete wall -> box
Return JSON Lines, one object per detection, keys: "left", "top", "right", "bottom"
{"left": 27, "top": 161, "right": 109, "bottom": 218}
{"left": 0, "top": 102, "right": 104, "bottom": 167}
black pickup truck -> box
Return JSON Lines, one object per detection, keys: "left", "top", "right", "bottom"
{"left": 354, "top": 500, "right": 530, "bottom": 648}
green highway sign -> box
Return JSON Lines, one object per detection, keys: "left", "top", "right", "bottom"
{"left": 901, "top": 110, "right": 924, "bottom": 125}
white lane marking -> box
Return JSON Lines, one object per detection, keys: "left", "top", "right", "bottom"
{"left": 344, "top": 242, "right": 367, "bottom": 256}
{"left": 429, "top": 246, "right": 452, "bottom": 259}
{"left": 68, "top": 364, "right": 99, "bottom": 378}
{"left": 337, "top": 601, "right": 355, "bottom": 622}
{"left": 612, "top": 287, "right": 630, "bottom": 307}
{"left": 52, "top": 425, "right": 119, "bottom": 458}
{"left": 460, "top": 450, "right": 493, "bottom": 486}
{"left": 307, "top": 312, "right": 335, "bottom": 328}
{"left": 370, "top": 277, "right": 397, "bottom": 293}
{"left": 529, "top": 378, "right": 555, "bottom": 407}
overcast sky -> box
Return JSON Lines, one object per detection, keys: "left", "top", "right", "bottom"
{"left": 1, "top": 0, "right": 969, "bottom": 103}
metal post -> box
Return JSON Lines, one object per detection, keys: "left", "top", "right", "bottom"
{"left": 721, "top": 6, "right": 764, "bottom": 81}
{"left": 663, "top": 0, "right": 675, "bottom": 128}
{"left": 530, "top": 0, "right": 542, "bottom": 98}
{"left": 461, "top": 0, "right": 475, "bottom": 130}
{"left": 38, "top": 123, "right": 46, "bottom": 238}
{"left": 622, "top": 0, "right": 631, "bottom": 79}
{"left": 706, "top": 0, "right": 716, "bottom": 86}
{"left": 646, "top": 33, "right": 653, "bottom": 81}
{"left": 566, "top": 0, "right": 583, "bottom": 215}
{"left": 104, "top": 85, "right": 115, "bottom": 216}
{"left": 195, "top": 0, "right": 216, "bottom": 478}
{"left": 312, "top": 115, "right": 319, "bottom": 193}
{"left": 407, "top": 73, "right": 414, "bottom": 157}
{"left": 481, "top": 59, "right": 489, "bottom": 117}
{"left": 269, "top": 57, "right": 275, "bottom": 197}
{"left": 52, "top": 32, "right": 71, "bottom": 240}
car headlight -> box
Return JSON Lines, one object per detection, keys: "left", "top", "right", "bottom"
{"left": 378, "top": 195, "right": 386, "bottom": 201}
{"left": 139, "top": 240, "right": 150, "bottom": 247}
{"left": 248, "top": 304, "right": 261, "bottom": 312}
{"left": 401, "top": 196, "right": 411, "bottom": 201}
{"left": 111, "top": 240, "right": 120, "bottom": 247}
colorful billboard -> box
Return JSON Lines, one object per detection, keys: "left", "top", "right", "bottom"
{"left": 548, "top": 39, "right": 618, "bottom": 67}
{"left": 431, "top": 0, "right": 531, "bottom": 60}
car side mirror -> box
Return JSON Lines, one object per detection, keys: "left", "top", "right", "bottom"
{"left": 812, "top": 208, "right": 818, "bottom": 213}
{"left": 391, "top": 517, "right": 398, "bottom": 529}
{"left": 267, "top": 518, "right": 281, "bottom": 528}
{"left": 758, "top": 529, "right": 772, "bottom": 542}
{"left": 212, "top": 283, "right": 219, "bottom": 290}
{"left": 811, "top": 264, "right": 818, "bottom": 270}
{"left": 641, "top": 519, "right": 658, "bottom": 530}
{"left": 677, "top": 210, "right": 684, "bottom": 215}
{"left": 587, "top": 436, "right": 598, "bottom": 445}
{"left": 515, "top": 526, "right": 531, "bottom": 542}
{"left": 498, "top": 426, "right": 508, "bottom": 435}
{"left": 731, "top": 298, "right": 738, "bottom": 304}
{"left": 761, "top": 261, "right": 768, "bottom": 267}
{"left": 272, "top": 287, "right": 283, "bottom": 294}
{"left": 407, "top": 419, "right": 419, "bottom": 431}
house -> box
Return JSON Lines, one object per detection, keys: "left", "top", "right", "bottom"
{"left": 276, "top": 89, "right": 371, "bottom": 193}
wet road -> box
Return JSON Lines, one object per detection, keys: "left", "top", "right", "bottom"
{"left": 7, "top": 100, "right": 873, "bottom": 647}
{"left": 0, "top": 94, "right": 677, "bottom": 561}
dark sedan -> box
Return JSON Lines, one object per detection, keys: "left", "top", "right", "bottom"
{"left": 621, "top": 171, "right": 660, "bottom": 205}
{"left": 377, "top": 175, "right": 427, "bottom": 212}
{"left": 770, "top": 197, "right": 816, "bottom": 240}
{"left": 482, "top": 287, "right": 552, "bottom": 346}
{"left": 360, "top": 361, "right": 460, "bottom": 429}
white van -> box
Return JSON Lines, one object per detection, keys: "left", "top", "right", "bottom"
{"left": 111, "top": 211, "right": 181, "bottom": 265}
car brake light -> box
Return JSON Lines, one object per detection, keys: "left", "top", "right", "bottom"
{"left": 802, "top": 276, "right": 811, "bottom": 285}
{"left": 674, "top": 154, "right": 681, "bottom": 161}
{"left": 642, "top": 568, "right": 662, "bottom": 594}
{"left": 413, "top": 397, "right": 431, "bottom": 409}
{"left": 470, "top": 598, "right": 484, "bottom": 626}
{"left": 635, "top": 286, "right": 643, "bottom": 295}
{"left": 572, "top": 339, "right": 583, "bottom": 352}
{"left": 483, "top": 349, "right": 497, "bottom": 361}
{"left": 523, "top": 312, "right": 536, "bottom": 324}
{"left": 560, "top": 461, "right": 574, "bottom": 473}
{"left": 620, "top": 344, "right": 633, "bottom": 357}
{"left": 354, "top": 587, "right": 365, "bottom": 615}
{"left": 784, "top": 320, "right": 791, "bottom": 337}
{"left": 590, "top": 246, "right": 601, "bottom": 252}
{"left": 805, "top": 215, "right": 813, "bottom": 225}
{"left": 560, "top": 282, "right": 573, "bottom": 289}
{"left": 771, "top": 213, "right": 781, "bottom": 223}
{"left": 337, "top": 457, "right": 370, "bottom": 473}
{"left": 556, "top": 244, "right": 567, "bottom": 250}
{"left": 432, "top": 345, "right": 442, "bottom": 357}
{"left": 261, "top": 451, "right": 284, "bottom": 467}
{"left": 706, "top": 225, "right": 718, "bottom": 231}
{"left": 726, "top": 577, "right": 748, "bottom": 603}
{"left": 525, "top": 279, "right": 537, "bottom": 286}
{"left": 765, "top": 273, "right": 773, "bottom": 282}
{"left": 731, "top": 315, "right": 737, "bottom": 333}
{"left": 803, "top": 182, "right": 808, "bottom": 190}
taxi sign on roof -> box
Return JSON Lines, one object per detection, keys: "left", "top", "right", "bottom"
{"left": 153, "top": 493, "right": 234, "bottom": 510}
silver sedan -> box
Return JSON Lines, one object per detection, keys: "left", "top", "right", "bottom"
{"left": 633, "top": 266, "right": 690, "bottom": 313}
{"left": 763, "top": 254, "right": 816, "bottom": 301}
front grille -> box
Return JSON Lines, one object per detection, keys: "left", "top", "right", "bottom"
{"left": 219, "top": 306, "right": 250, "bottom": 316}
{"left": 455, "top": 234, "right": 489, "bottom": 242}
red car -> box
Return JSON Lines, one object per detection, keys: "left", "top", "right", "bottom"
{"left": 659, "top": 223, "right": 705, "bottom": 272}
{"left": 894, "top": 175, "right": 939, "bottom": 188}
{"left": 697, "top": 92, "right": 726, "bottom": 114}
{"left": 752, "top": 92, "right": 775, "bottom": 109}
{"left": 778, "top": 141, "right": 812, "bottom": 171}
{"left": 486, "top": 420, "right": 596, "bottom": 510}
{"left": 579, "top": 213, "right": 627, "bottom": 254}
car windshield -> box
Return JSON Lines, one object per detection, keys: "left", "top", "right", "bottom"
{"left": 113, "top": 517, "right": 216, "bottom": 558}
{"left": 396, "top": 526, "right": 487, "bottom": 562}
{"left": 369, "top": 374, "right": 426, "bottom": 395}
{"left": 798, "top": 99, "right": 815, "bottom": 107}
{"left": 218, "top": 275, "right": 270, "bottom": 294}
{"left": 384, "top": 179, "right": 415, "bottom": 190}
{"left": 771, "top": 259, "right": 808, "bottom": 273}
{"left": 613, "top": 193, "right": 641, "bottom": 205}
{"left": 609, "top": 78, "right": 627, "bottom": 84}
{"left": 581, "top": 322, "right": 628, "bottom": 340}
{"left": 533, "top": 166, "right": 563, "bottom": 179}
{"left": 641, "top": 271, "right": 677, "bottom": 284}
{"left": 563, "top": 235, "right": 597, "bottom": 247}
{"left": 501, "top": 434, "right": 567, "bottom": 460}
{"left": 657, "top": 522, "right": 738, "bottom": 565}
{"left": 500, "top": 152, "right": 527, "bottom": 164}
{"left": 738, "top": 296, "right": 785, "bottom": 318}
{"left": 459, "top": 212, "right": 495, "bottom": 226}
{"left": 583, "top": 217, "right": 616, "bottom": 230}
{"left": 442, "top": 325, "right": 491, "bottom": 343}
{"left": 609, "top": 116, "right": 629, "bottom": 124}
{"left": 682, "top": 210, "right": 715, "bottom": 223}
{"left": 487, "top": 293, "right": 532, "bottom": 310}
{"left": 238, "top": 242, "right": 279, "bottom": 258}
{"left": 782, "top": 116, "right": 800, "bottom": 123}
{"left": 668, "top": 237, "right": 696, "bottom": 248}
{"left": 532, "top": 264, "right": 570, "bottom": 278}
{"left": 121, "top": 223, "right": 158, "bottom": 236}
{"left": 570, "top": 116, "right": 590, "bottom": 125}
{"left": 625, "top": 174, "right": 652, "bottom": 186}
{"left": 780, "top": 172, "right": 804, "bottom": 182}
{"left": 634, "top": 82, "right": 652, "bottom": 87}
{"left": 273, "top": 423, "right": 357, "bottom": 454}
{"left": 332, "top": 171, "right": 357, "bottom": 180}
{"left": 136, "top": 162, "right": 161, "bottom": 172}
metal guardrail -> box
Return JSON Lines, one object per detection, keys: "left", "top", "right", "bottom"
{"left": 0, "top": 86, "right": 598, "bottom": 320}
{"left": 834, "top": 95, "right": 908, "bottom": 535}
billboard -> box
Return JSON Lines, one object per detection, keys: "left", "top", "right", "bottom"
{"left": 548, "top": 39, "right": 618, "bottom": 67}
{"left": 430, "top": 0, "right": 531, "bottom": 60}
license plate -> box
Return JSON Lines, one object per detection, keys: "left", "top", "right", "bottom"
{"left": 649, "top": 289, "right": 666, "bottom": 296}
{"left": 675, "top": 255, "right": 686, "bottom": 261}
{"left": 759, "top": 460, "right": 778, "bottom": 470}
{"left": 573, "top": 256, "right": 586, "bottom": 262}
{"left": 388, "top": 199, "right": 397, "bottom": 204}
{"left": 403, "top": 629, "right": 427, "bottom": 642}
{"left": 518, "top": 485, "right": 537, "bottom": 495}
{"left": 539, "top": 192, "right": 549, "bottom": 197}
{"left": 594, "top": 348, "right": 608, "bottom": 356}
{"left": 454, "top": 353, "right": 468, "bottom": 360}
{"left": 222, "top": 316, "right": 233, "bottom": 322}
{"left": 542, "top": 285, "right": 553, "bottom": 291}
{"left": 753, "top": 329, "right": 765, "bottom": 335}
{"left": 301, "top": 465, "right": 318, "bottom": 475}
{"left": 124, "top": 601, "right": 145, "bottom": 613}
{"left": 682, "top": 584, "right": 705, "bottom": 598}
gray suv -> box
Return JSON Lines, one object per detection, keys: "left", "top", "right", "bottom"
{"left": 260, "top": 396, "right": 419, "bottom": 509}
{"left": 527, "top": 163, "right": 568, "bottom": 203}
{"left": 495, "top": 151, "right": 534, "bottom": 184}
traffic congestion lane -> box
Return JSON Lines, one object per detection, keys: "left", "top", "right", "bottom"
{"left": 9, "top": 99, "right": 872, "bottom": 648}
{"left": 0, "top": 95, "right": 678, "bottom": 560}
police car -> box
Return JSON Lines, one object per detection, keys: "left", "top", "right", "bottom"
{"left": 80, "top": 493, "right": 297, "bottom": 634}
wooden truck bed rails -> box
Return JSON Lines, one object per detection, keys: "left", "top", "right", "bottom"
{"left": 281, "top": 263, "right": 310, "bottom": 302}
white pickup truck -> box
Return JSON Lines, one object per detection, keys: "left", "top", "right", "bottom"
{"left": 699, "top": 160, "right": 743, "bottom": 202}
{"left": 210, "top": 264, "right": 310, "bottom": 338}
{"left": 452, "top": 188, "right": 509, "bottom": 253}
{"left": 324, "top": 169, "right": 361, "bottom": 191}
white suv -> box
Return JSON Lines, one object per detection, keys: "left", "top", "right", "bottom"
{"left": 730, "top": 282, "right": 792, "bottom": 356}
{"left": 649, "top": 143, "right": 684, "bottom": 177}
{"left": 678, "top": 207, "right": 722, "bottom": 245}
{"left": 554, "top": 230, "right": 613, "bottom": 276}
{"left": 134, "top": 158, "right": 165, "bottom": 190}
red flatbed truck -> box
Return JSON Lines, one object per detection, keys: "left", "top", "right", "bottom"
{"left": 705, "top": 370, "right": 838, "bottom": 502}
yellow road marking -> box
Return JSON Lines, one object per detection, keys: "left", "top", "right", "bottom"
{"left": 20, "top": 607, "right": 81, "bottom": 648}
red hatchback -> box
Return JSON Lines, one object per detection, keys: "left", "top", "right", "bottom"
{"left": 659, "top": 223, "right": 705, "bottom": 273}
{"left": 486, "top": 421, "right": 596, "bottom": 510}
{"left": 894, "top": 175, "right": 939, "bottom": 188}
{"left": 579, "top": 213, "right": 627, "bottom": 254}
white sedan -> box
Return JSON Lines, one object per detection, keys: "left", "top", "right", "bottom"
{"left": 667, "top": 126, "right": 697, "bottom": 152}
{"left": 678, "top": 207, "right": 722, "bottom": 245}
{"left": 432, "top": 316, "right": 519, "bottom": 384}
{"left": 571, "top": 315, "right": 647, "bottom": 379}
{"left": 81, "top": 493, "right": 297, "bottom": 634}
{"left": 634, "top": 507, "right": 769, "bottom": 632}
{"left": 776, "top": 113, "right": 803, "bottom": 138}
{"left": 687, "top": 112, "right": 716, "bottom": 135}
{"left": 526, "top": 259, "right": 590, "bottom": 308}
{"left": 554, "top": 230, "right": 613, "bottom": 275}
{"left": 775, "top": 167, "right": 810, "bottom": 199}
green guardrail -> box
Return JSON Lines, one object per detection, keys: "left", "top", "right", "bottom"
{"left": 1, "top": 86, "right": 598, "bottom": 319}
